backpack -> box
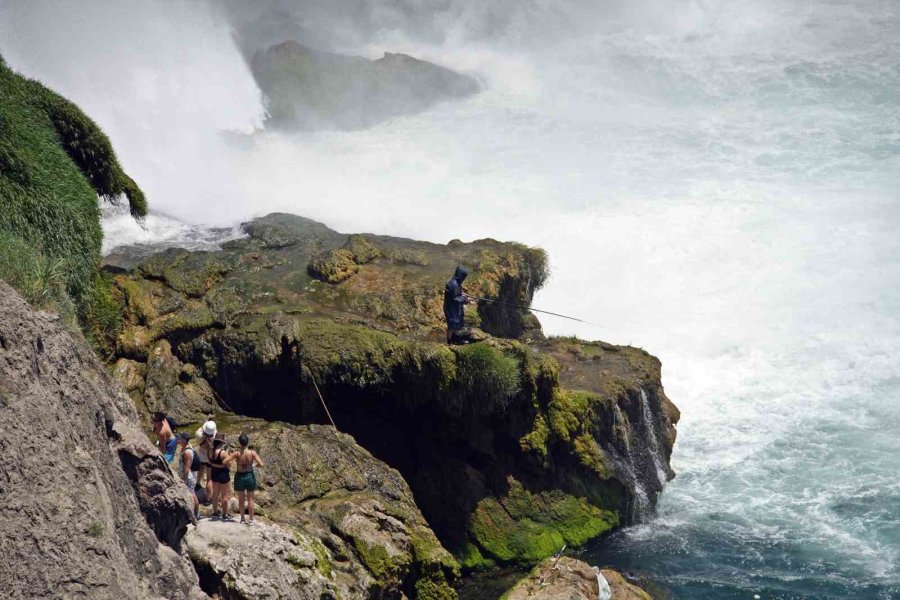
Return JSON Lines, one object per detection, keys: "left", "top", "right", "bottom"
{"left": 165, "top": 415, "right": 178, "bottom": 432}
{"left": 190, "top": 447, "right": 202, "bottom": 472}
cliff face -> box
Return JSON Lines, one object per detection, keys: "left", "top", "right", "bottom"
{"left": 250, "top": 40, "right": 480, "bottom": 130}
{"left": 0, "top": 282, "right": 204, "bottom": 599}
{"left": 107, "top": 213, "right": 679, "bottom": 571}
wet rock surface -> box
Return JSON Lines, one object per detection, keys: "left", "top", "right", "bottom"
{"left": 0, "top": 282, "right": 206, "bottom": 599}
{"left": 105, "top": 212, "right": 679, "bottom": 570}
{"left": 251, "top": 40, "right": 480, "bottom": 131}
{"left": 500, "top": 558, "right": 651, "bottom": 600}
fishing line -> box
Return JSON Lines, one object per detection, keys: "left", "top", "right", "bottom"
{"left": 470, "top": 296, "right": 608, "bottom": 329}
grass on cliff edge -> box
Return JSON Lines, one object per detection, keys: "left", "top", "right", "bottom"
{"left": 0, "top": 55, "right": 145, "bottom": 347}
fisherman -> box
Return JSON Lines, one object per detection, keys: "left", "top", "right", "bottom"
{"left": 443, "top": 265, "right": 470, "bottom": 344}
{"left": 151, "top": 411, "right": 177, "bottom": 463}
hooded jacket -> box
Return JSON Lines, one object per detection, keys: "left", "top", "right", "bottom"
{"left": 443, "top": 266, "right": 469, "bottom": 330}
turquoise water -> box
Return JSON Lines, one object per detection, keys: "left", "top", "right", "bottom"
{"left": 2, "top": 1, "right": 899, "bottom": 597}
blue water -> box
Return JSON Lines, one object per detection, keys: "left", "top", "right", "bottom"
{"left": 2, "top": 1, "right": 899, "bottom": 597}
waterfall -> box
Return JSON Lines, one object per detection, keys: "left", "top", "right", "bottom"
{"left": 639, "top": 387, "right": 669, "bottom": 488}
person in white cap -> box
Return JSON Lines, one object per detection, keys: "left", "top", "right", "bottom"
{"left": 194, "top": 417, "right": 217, "bottom": 509}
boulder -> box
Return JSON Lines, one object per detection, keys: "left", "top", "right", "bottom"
{"left": 250, "top": 40, "right": 480, "bottom": 131}
{"left": 186, "top": 519, "right": 343, "bottom": 600}
{"left": 501, "top": 558, "right": 652, "bottom": 600}
{"left": 0, "top": 282, "right": 205, "bottom": 599}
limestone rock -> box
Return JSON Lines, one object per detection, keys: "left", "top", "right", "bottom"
{"left": 108, "top": 212, "right": 678, "bottom": 568}
{"left": 143, "top": 339, "right": 223, "bottom": 425}
{"left": 501, "top": 559, "right": 652, "bottom": 600}
{"left": 200, "top": 417, "right": 459, "bottom": 599}
{"left": 599, "top": 569, "right": 652, "bottom": 600}
{"left": 186, "top": 519, "right": 343, "bottom": 600}
{"left": 0, "top": 282, "right": 206, "bottom": 599}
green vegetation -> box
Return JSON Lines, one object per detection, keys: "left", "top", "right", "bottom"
{"left": 468, "top": 478, "right": 618, "bottom": 566}
{"left": 0, "top": 56, "right": 146, "bottom": 345}
{"left": 86, "top": 522, "right": 105, "bottom": 537}
{"left": 308, "top": 248, "right": 359, "bottom": 283}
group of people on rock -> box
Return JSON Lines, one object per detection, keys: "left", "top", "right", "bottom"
{"left": 152, "top": 412, "right": 264, "bottom": 525}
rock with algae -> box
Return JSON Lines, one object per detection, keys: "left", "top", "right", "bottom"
{"left": 106, "top": 212, "right": 679, "bottom": 569}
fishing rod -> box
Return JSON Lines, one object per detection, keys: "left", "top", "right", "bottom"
{"left": 469, "top": 296, "right": 604, "bottom": 328}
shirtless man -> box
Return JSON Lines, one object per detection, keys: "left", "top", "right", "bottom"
{"left": 151, "top": 412, "right": 177, "bottom": 463}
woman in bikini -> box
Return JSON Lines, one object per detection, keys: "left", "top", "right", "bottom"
{"left": 234, "top": 433, "right": 265, "bottom": 525}
{"left": 209, "top": 435, "right": 236, "bottom": 521}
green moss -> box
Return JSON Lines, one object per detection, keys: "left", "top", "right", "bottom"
{"left": 0, "top": 56, "right": 145, "bottom": 341}
{"left": 309, "top": 537, "right": 334, "bottom": 580}
{"left": 519, "top": 414, "right": 549, "bottom": 460}
{"left": 308, "top": 248, "right": 359, "bottom": 283}
{"left": 352, "top": 538, "right": 409, "bottom": 586}
{"left": 81, "top": 271, "right": 124, "bottom": 357}
{"left": 456, "top": 542, "right": 495, "bottom": 571}
{"left": 454, "top": 343, "right": 521, "bottom": 406}
{"left": 414, "top": 572, "right": 458, "bottom": 600}
{"left": 469, "top": 478, "right": 619, "bottom": 566}
{"left": 343, "top": 234, "right": 381, "bottom": 263}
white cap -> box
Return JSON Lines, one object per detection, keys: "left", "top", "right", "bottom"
{"left": 201, "top": 420, "right": 217, "bottom": 437}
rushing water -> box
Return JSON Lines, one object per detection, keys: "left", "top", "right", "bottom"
{"left": 2, "top": 1, "right": 899, "bottom": 598}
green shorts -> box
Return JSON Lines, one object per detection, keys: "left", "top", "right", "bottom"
{"left": 234, "top": 470, "right": 257, "bottom": 492}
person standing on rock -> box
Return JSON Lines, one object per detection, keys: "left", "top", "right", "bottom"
{"left": 443, "top": 265, "right": 470, "bottom": 344}
{"left": 152, "top": 411, "right": 177, "bottom": 463}
{"left": 234, "top": 433, "right": 265, "bottom": 525}
{"left": 195, "top": 418, "right": 217, "bottom": 506}
{"left": 209, "top": 435, "right": 235, "bottom": 521}
{"left": 176, "top": 431, "right": 200, "bottom": 522}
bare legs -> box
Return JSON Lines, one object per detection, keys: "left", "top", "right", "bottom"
{"left": 237, "top": 490, "right": 246, "bottom": 522}
{"left": 218, "top": 482, "right": 231, "bottom": 518}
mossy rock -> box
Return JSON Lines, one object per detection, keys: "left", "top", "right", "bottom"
{"left": 308, "top": 248, "right": 359, "bottom": 283}
{"left": 469, "top": 478, "right": 619, "bottom": 565}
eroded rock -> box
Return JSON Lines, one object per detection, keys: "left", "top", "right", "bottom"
{"left": 0, "top": 282, "right": 206, "bottom": 599}
{"left": 186, "top": 519, "right": 343, "bottom": 600}
{"left": 501, "top": 558, "right": 651, "bottom": 600}
{"left": 196, "top": 417, "right": 459, "bottom": 599}
{"left": 107, "top": 213, "right": 678, "bottom": 569}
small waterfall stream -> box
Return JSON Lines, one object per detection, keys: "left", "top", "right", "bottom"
{"left": 639, "top": 388, "right": 669, "bottom": 488}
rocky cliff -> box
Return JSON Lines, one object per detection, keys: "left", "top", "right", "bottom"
{"left": 106, "top": 213, "right": 680, "bottom": 572}
{"left": 0, "top": 282, "right": 205, "bottom": 599}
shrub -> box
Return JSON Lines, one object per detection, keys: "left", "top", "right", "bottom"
{"left": 0, "top": 56, "right": 146, "bottom": 343}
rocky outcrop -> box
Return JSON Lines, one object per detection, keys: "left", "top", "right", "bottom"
{"left": 186, "top": 519, "right": 345, "bottom": 600}
{"left": 501, "top": 558, "right": 651, "bottom": 600}
{"left": 188, "top": 416, "right": 458, "bottom": 599}
{"left": 0, "top": 282, "right": 205, "bottom": 599}
{"left": 105, "top": 213, "right": 678, "bottom": 570}
{"left": 251, "top": 40, "right": 480, "bottom": 130}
